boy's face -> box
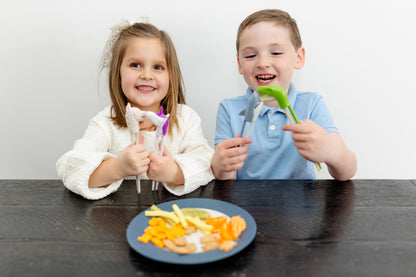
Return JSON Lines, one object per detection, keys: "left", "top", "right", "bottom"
{"left": 237, "top": 21, "right": 305, "bottom": 93}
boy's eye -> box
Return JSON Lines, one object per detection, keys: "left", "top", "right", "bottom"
{"left": 245, "top": 54, "right": 256, "bottom": 59}
{"left": 271, "top": 52, "right": 282, "bottom": 56}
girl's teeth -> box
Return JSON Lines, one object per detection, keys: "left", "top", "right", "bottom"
{"left": 137, "top": 86, "right": 154, "bottom": 91}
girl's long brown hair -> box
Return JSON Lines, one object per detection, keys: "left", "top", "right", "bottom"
{"left": 105, "top": 23, "right": 186, "bottom": 136}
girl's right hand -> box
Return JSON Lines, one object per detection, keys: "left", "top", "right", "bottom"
{"left": 117, "top": 136, "right": 150, "bottom": 177}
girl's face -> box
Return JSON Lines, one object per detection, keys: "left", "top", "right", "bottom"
{"left": 237, "top": 21, "right": 305, "bottom": 93}
{"left": 120, "top": 38, "right": 169, "bottom": 112}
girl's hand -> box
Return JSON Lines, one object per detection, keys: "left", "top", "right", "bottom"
{"left": 147, "top": 147, "right": 184, "bottom": 184}
{"left": 117, "top": 136, "right": 150, "bottom": 177}
{"left": 281, "top": 119, "right": 331, "bottom": 163}
{"left": 211, "top": 135, "right": 252, "bottom": 180}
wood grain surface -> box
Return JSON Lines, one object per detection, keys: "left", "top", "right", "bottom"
{"left": 1, "top": 179, "right": 415, "bottom": 277}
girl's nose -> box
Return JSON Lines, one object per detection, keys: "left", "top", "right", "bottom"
{"left": 140, "top": 68, "right": 153, "bottom": 80}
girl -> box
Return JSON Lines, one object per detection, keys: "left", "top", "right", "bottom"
{"left": 56, "top": 18, "right": 214, "bottom": 200}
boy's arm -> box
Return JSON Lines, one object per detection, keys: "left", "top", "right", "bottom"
{"left": 211, "top": 137, "right": 251, "bottom": 180}
{"left": 323, "top": 133, "right": 357, "bottom": 181}
{"left": 282, "top": 119, "right": 357, "bottom": 181}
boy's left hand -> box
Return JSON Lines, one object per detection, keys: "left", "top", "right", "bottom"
{"left": 281, "top": 119, "right": 331, "bottom": 163}
{"left": 147, "top": 147, "right": 184, "bottom": 185}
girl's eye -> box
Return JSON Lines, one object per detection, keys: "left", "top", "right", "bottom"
{"left": 154, "top": 65, "right": 164, "bottom": 70}
{"left": 130, "top": 63, "right": 141, "bottom": 68}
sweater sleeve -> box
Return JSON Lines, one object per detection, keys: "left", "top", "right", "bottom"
{"left": 162, "top": 105, "right": 215, "bottom": 196}
{"left": 56, "top": 109, "right": 124, "bottom": 200}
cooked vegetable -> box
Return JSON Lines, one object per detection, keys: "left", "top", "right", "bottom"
{"left": 181, "top": 208, "right": 210, "bottom": 220}
{"left": 137, "top": 217, "right": 185, "bottom": 247}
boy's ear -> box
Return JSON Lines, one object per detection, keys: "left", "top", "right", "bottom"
{"left": 237, "top": 54, "right": 243, "bottom": 75}
{"left": 295, "top": 47, "right": 305, "bottom": 70}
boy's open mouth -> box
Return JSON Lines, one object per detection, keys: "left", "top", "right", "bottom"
{"left": 256, "top": 74, "right": 276, "bottom": 82}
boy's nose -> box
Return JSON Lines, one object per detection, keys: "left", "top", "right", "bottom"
{"left": 257, "top": 54, "right": 271, "bottom": 68}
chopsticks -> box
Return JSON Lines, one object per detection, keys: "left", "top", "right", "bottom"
{"left": 257, "top": 85, "right": 322, "bottom": 171}
{"left": 125, "top": 104, "right": 169, "bottom": 193}
{"left": 125, "top": 103, "right": 147, "bottom": 193}
{"left": 239, "top": 91, "right": 262, "bottom": 138}
{"left": 145, "top": 108, "right": 169, "bottom": 191}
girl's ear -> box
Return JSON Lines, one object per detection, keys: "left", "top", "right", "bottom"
{"left": 295, "top": 47, "right": 305, "bottom": 70}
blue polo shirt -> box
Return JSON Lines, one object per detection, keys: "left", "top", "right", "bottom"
{"left": 215, "top": 83, "right": 338, "bottom": 179}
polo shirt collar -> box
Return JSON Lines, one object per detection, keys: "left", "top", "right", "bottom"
{"left": 245, "top": 83, "right": 298, "bottom": 117}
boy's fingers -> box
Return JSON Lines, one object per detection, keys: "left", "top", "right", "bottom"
{"left": 223, "top": 137, "right": 251, "bottom": 148}
{"left": 282, "top": 123, "right": 307, "bottom": 133}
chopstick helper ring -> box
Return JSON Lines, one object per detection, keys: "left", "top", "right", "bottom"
{"left": 257, "top": 85, "right": 322, "bottom": 171}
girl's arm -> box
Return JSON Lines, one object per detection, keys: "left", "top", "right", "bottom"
{"left": 88, "top": 138, "right": 150, "bottom": 188}
{"left": 56, "top": 107, "right": 142, "bottom": 200}
{"left": 147, "top": 147, "right": 184, "bottom": 185}
{"left": 157, "top": 105, "right": 215, "bottom": 195}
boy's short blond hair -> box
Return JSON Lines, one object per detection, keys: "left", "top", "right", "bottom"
{"left": 236, "top": 9, "right": 302, "bottom": 52}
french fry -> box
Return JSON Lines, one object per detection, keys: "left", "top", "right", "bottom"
{"left": 150, "top": 205, "right": 175, "bottom": 225}
{"left": 144, "top": 210, "right": 179, "bottom": 224}
{"left": 172, "top": 204, "right": 188, "bottom": 228}
{"left": 185, "top": 215, "right": 213, "bottom": 234}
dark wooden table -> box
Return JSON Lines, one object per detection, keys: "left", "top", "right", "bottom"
{"left": 1, "top": 179, "right": 416, "bottom": 277}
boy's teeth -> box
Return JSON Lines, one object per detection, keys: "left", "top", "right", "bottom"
{"left": 256, "top": 74, "right": 276, "bottom": 81}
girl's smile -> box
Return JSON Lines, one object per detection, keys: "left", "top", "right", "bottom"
{"left": 136, "top": 85, "right": 156, "bottom": 93}
{"left": 120, "top": 37, "right": 169, "bottom": 113}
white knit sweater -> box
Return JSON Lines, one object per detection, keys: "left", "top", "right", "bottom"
{"left": 56, "top": 104, "right": 214, "bottom": 200}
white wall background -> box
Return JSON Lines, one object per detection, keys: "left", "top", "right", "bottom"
{"left": 1, "top": 0, "right": 415, "bottom": 179}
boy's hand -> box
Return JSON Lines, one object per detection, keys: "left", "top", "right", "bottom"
{"left": 117, "top": 135, "right": 150, "bottom": 177}
{"left": 147, "top": 147, "right": 184, "bottom": 185}
{"left": 282, "top": 119, "right": 357, "bottom": 181}
{"left": 211, "top": 136, "right": 252, "bottom": 180}
{"left": 282, "top": 119, "right": 330, "bottom": 163}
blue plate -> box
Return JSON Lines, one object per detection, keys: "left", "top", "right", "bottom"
{"left": 126, "top": 198, "right": 256, "bottom": 264}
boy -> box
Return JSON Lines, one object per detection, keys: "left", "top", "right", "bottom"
{"left": 211, "top": 9, "right": 356, "bottom": 181}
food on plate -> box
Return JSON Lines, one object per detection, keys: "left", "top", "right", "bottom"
{"left": 200, "top": 235, "right": 219, "bottom": 251}
{"left": 163, "top": 239, "right": 196, "bottom": 254}
{"left": 138, "top": 204, "right": 247, "bottom": 254}
{"left": 219, "top": 240, "right": 237, "bottom": 252}
{"left": 172, "top": 204, "right": 188, "bottom": 228}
